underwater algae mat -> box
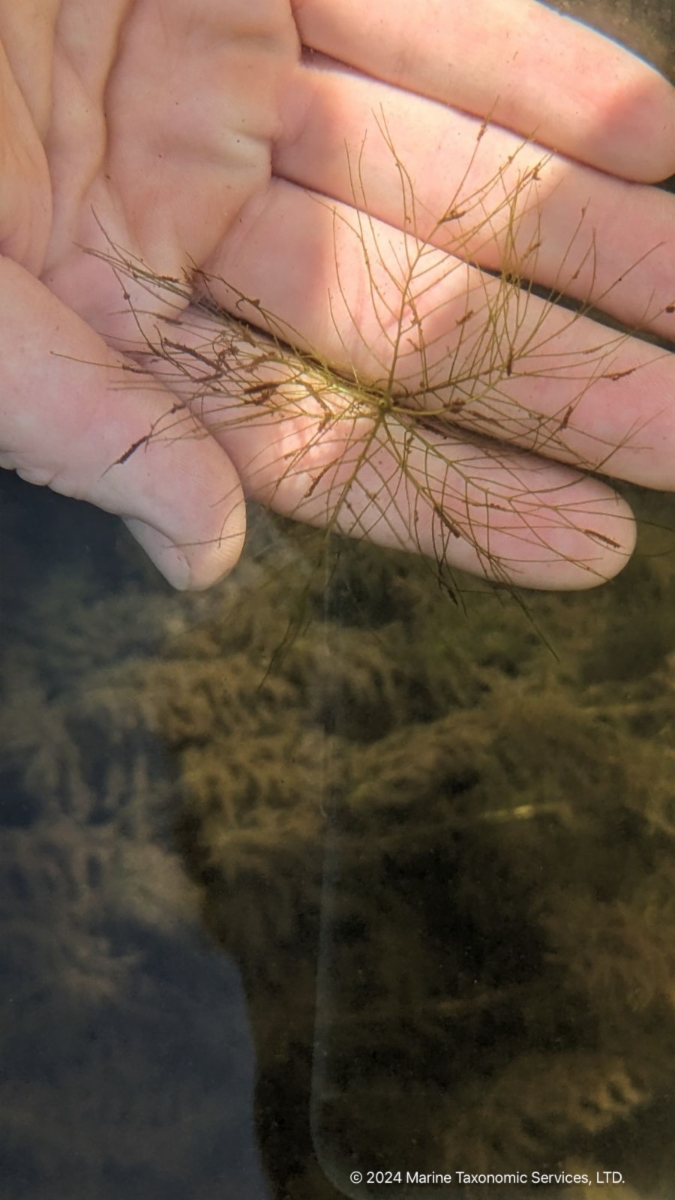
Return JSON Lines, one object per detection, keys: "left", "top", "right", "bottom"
{"left": 2, "top": 485, "right": 675, "bottom": 1197}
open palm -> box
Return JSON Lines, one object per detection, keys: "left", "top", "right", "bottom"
{"left": 2, "top": 0, "right": 675, "bottom": 589}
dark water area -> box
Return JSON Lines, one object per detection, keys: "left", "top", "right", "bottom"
{"left": 2, "top": 3, "right": 675, "bottom": 1200}
{"left": 0, "top": 473, "right": 271, "bottom": 1200}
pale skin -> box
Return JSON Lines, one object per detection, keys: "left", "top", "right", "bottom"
{"left": 1, "top": 0, "right": 675, "bottom": 590}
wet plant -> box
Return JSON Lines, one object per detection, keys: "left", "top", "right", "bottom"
{"left": 78, "top": 112, "right": 672, "bottom": 603}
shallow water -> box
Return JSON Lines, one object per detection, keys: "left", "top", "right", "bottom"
{"left": 4, "top": 459, "right": 675, "bottom": 1200}
{"left": 2, "top": 3, "right": 675, "bottom": 1199}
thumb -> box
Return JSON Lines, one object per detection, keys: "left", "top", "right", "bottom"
{"left": 0, "top": 257, "right": 245, "bottom": 589}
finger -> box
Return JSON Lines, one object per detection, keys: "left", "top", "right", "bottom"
{"left": 136, "top": 306, "right": 637, "bottom": 591}
{"left": 290, "top": 0, "right": 675, "bottom": 181}
{"left": 0, "top": 258, "right": 245, "bottom": 589}
{"left": 276, "top": 56, "right": 675, "bottom": 340}
{"left": 227, "top": 402, "right": 638, "bottom": 592}
{"left": 0, "top": 34, "right": 52, "bottom": 273}
{"left": 200, "top": 180, "right": 675, "bottom": 490}
{"left": 0, "top": 0, "right": 59, "bottom": 137}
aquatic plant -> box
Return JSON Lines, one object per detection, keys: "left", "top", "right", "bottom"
{"left": 80, "top": 112, "right": 672, "bottom": 601}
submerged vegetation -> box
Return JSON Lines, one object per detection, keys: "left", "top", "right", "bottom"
{"left": 3, "top": 470, "right": 675, "bottom": 1196}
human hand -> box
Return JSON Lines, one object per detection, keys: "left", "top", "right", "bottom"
{"left": 1, "top": 0, "right": 675, "bottom": 591}
{"left": 0, "top": 0, "right": 299, "bottom": 587}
